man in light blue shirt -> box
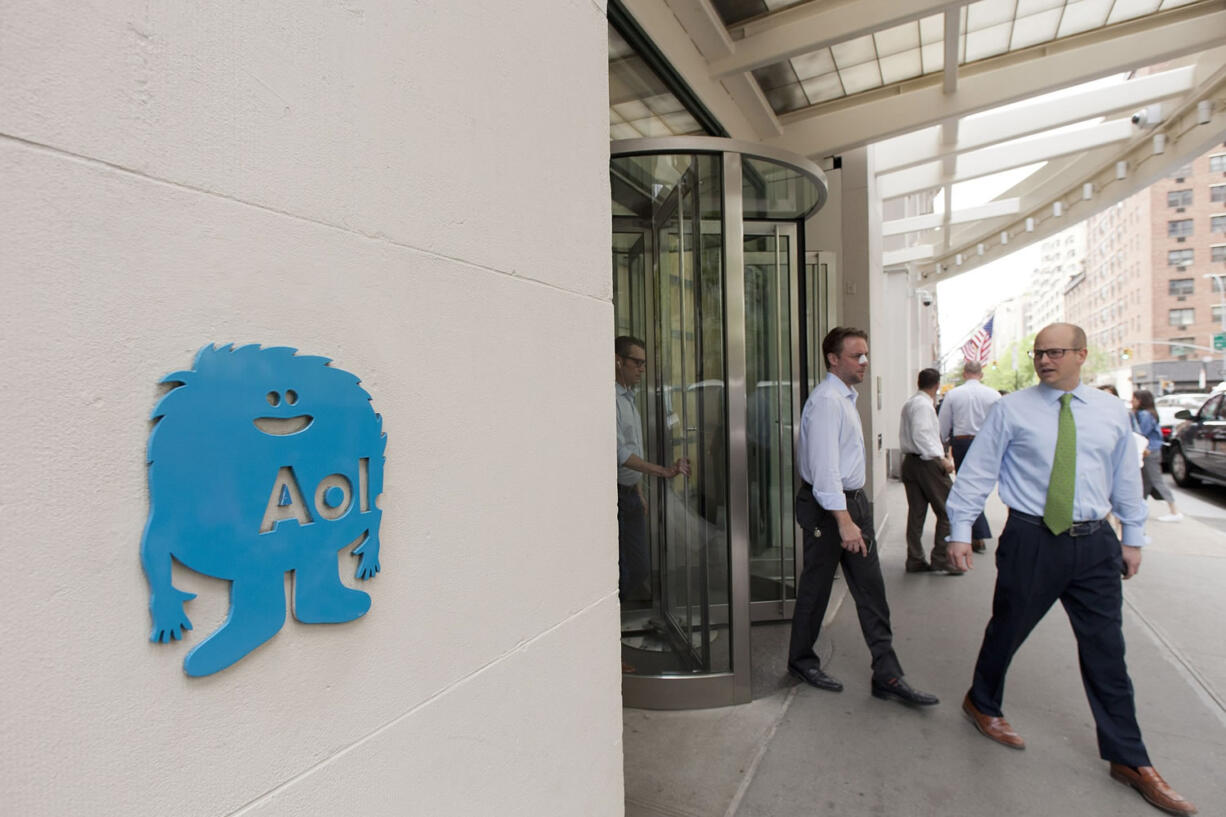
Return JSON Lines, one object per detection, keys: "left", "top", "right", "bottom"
{"left": 947, "top": 323, "right": 1195, "bottom": 816}
{"left": 788, "top": 327, "right": 938, "bottom": 707}
{"left": 615, "top": 336, "right": 690, "bottom": 607}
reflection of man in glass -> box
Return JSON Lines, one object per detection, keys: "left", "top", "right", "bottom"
{"left": 615, "top": 336, "right": 690, "bottom": 605}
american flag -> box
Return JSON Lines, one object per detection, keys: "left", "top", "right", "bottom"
{"left": 961, "top": 315, "right": 994, "bottom": 363}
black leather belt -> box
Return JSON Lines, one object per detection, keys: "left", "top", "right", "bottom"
{"left": 800, "top": 481, "right": 864, "bottom": 499}
{"left": 1008, "top": 509, "right": 1106, "bottom": 537}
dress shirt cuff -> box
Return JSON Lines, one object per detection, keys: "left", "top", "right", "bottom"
{"left": 949, "top": 522, "right": 973, "bottom": 543}
{"left": 1119, "top": 523, "right": 1146, "bottom": 548}
{"left": 815, "top": 490, "right": 846, "bottom": 511}
{"left": 617, "top": 442, "right": 635, "bottom": 467}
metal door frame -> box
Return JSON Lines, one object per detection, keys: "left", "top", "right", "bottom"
{"left": 616, "top": 137, "right": 828, "bottom": 710}
{"left": 743, "top": 221, "right": 802, "bottom": 623}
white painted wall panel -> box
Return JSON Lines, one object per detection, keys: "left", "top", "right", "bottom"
{"left": 0, "top": 1, "right": 611, "bottom": 300}
{"left": 0, "top": 1, "right": 620, "bottom": 814}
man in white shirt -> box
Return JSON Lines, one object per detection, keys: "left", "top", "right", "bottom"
{"left": 787, "top": 327, "right": 938, "bottom": 707}
{"left": 938, "top": 360, "right": 1001, "bottom": 553}
{"left": 899, "top": 368, "right": 957, "bottom": 574}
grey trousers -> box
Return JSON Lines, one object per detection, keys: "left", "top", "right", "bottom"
{"left": 901, "top": 453, "right": 953, "bottom": 569}
{"left": 1140, "top": 452, "right": 1174, "bottom": 504}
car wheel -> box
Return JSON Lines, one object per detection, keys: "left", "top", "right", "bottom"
{"left": 1170, "top": 447, "right": 1200, "bottom": 488}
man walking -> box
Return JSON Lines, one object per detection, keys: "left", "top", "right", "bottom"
{"left": 947, "top": 323, "right": 1196, "bottom": 816}
{"left": 899, "top": 368, "right": 957, "bottom": 574}
{"left": 787, "top": 327, "right": 938, "bottom": 707}
{"left": 615, "top": 335, "right": 690, "bottom": 606}
{"left": 939, "top": 360, "right": 1000, "bottom": 553}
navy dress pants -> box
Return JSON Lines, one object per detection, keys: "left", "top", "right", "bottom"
{"left": 968, "top": 514, "right": 1150, "bottom": 767}
{"left": 617, "top": 484, "right": 649, "bottom": 600}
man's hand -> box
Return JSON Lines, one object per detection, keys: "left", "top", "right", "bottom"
{"left": 940, "top": 456, "right": 955, "bottom": 474}
{"left": 835, "top": 512, "right": 867, "bottom": 557}
{"left": 662, "top": 457, "right": 691, "bottom": 478}
{"left": 948, "top": 540, "right": 974, "bottom": 572}
{"left": 1121, "top": 545, "right": 1142, "bottom": 580}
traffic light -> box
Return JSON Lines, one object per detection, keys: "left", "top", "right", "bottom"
{"left": 1121, "top": 347, "right": 1132, "bottom": 360}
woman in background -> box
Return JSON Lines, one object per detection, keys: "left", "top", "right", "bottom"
{"left": 1132, "top": 389, "right": 1183, "bottom": 522}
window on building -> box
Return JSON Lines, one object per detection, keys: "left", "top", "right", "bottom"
{"left": 1168, "top": 189, "right": 1193, "bottom": 207}
{"left": 1215, "top": 305, "right": 1225, "bottom": 324}
{"left": 1169, "top": 308, "right": 1194, "bottom": 326}
{"left": 1169, "top": 278, "right": 1194, "bottom": 296}
{"left": 1170, "top": 337, "right": 1196, "bottom": 357}
{"left": 1168, "top": 248, "right": 1193, "bottom": 266}
{"left": 1211, "top": 155, "right": 1226, "bottom": 173}
{"left": 1171, "top": 163, "right": 1194, "bottom": 179}
{"left": 1168, "top": 219, "right": 1193, "bottom": 237}
{"left": 1212, "top": 185, "right": 1226, "bottom": 203}
{"left": 1212, "top": 215, "right": 1226, "bottom": 234}
{"left": 1213, "top": 245, "right": 1226, "bottom": 264}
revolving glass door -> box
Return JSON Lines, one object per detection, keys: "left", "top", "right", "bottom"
{"left": 612, "top": 137, "right": 827, "bottom": 709}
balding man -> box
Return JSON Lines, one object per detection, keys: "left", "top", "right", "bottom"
{"left": 938, "top": 359, "right": 1001, "bottom": 553}
{"left": 946, "top": 323, "right": 1196, "bottom": 816}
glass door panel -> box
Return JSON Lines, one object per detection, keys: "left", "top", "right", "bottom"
{"left": 744, "top": 224, "right": 800, "bottom": 619}
{"left": 612, "top": 152, "right": 730, "bottom": 678}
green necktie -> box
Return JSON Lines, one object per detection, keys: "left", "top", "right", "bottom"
{"left": 1043, "top": 393, "right": 1076, "bottom": 535}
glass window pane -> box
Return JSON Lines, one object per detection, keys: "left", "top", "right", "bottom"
{"left": 742, "top": 156, "right": 822, "bottom": 219}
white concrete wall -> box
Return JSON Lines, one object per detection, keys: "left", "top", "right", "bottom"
{"left": 838, "top": 148, "right": 889, "bottom": 503}
{"left": 1, "top": 3, "right": 623, "bottom": 816}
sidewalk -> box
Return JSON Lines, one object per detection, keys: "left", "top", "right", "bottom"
{"left": 624, "top": 480, "right": 1226, "bottom": 817}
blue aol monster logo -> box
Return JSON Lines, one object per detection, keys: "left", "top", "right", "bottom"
{"left": 141, "top": 344, "right": 386, "bottom": 676}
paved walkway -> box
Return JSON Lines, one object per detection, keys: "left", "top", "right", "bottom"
{"left": 624, "top": 480, "right": 1226, "bottom": 817}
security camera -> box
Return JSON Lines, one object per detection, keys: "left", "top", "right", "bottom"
{"left": 1131, "top": 104, "right": 1163, "bottom": 129}
{"left": 917, "top": 289, "right": 934, "bottom": 307}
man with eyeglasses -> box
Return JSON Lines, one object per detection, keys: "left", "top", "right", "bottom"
{"left": 938, "top": 359, "right": 1001, "bottom": 554}
{"left": 788, "top": 327, "right": 939, "bottom": 707}
{"left": 946, "top": 323, "right": 1196, "bottom": 816}
{"left": 615, "top": 336, "right": 690, "bottom": 616}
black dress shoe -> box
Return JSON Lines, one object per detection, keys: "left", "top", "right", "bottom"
{"left": 905, "top": 563, "right": 934, "bottom": 573}
{"left": 971, "top": 540, "right": 987, "bottom": 553}
{"left": 788, "top": 664, "right": 844, "bottom": 692}
{"left": 871, "top": 677, "right": 939, "bottom": 706}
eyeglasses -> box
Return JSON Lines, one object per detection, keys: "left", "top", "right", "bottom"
{"left": 620, "top": 355, "right": 647, "bottom": 368}
{"left": 1028, "top": 348, "right": 1083, "bottom": 360}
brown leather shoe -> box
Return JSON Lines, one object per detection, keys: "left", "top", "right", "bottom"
{"left": 1110, "top": 764, "right": 1197, "bottom": 815}
{"left": 961, "top": 693, "right": 1025, "bottom": 749}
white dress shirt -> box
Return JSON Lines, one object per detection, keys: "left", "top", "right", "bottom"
{"left": 945, "top": 382, "right": 1148, "bottom": 547}
{"left": 616, "top": 383, "right": 643, "bottom": 486}
{"left": 899, "top": 391, "right": 945, "bottom": 460}
{"left": 938, "top": 379, "right": 1001, "bottom": 441}
{"left": 798, "top": 373, "right": 865, "bottom": 511}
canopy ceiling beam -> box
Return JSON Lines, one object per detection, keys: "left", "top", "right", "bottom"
{"left": 922, "top": 69, "right": 1226, "bottom": 283}
{"left": 882, "top": 198, "right": 1020, "bottom": 236}
{"left": 879, "top": 119, "right": 1136, "bottom": 199}
{"left": 765, "top": 5, "right": 1226, "bottom": 161}
{"left": 874, "top": 65, "right": 1199, "bottom": 174}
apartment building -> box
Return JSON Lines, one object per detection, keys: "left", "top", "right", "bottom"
{"left": 1066, "top": 142, "right": 1226, "bottom": 391}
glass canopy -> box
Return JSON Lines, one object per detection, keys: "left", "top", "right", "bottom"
{"left": 609, "top": 25, "right": 707, "bottom": 139}
{"left": 709, "top": 0, "right": 1204, "bottom": 116}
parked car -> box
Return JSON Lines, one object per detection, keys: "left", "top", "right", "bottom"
{"left": 1167, "top": 392, "right": 1226, "bottom": 487}
{"left": 1156, "top": 393, "right": 1210, "bottom": 470}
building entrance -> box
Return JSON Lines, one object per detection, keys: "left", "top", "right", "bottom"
{"left": 612, "top": 137, "right": 827, "bottom": 709}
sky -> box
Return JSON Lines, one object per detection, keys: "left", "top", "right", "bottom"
{"left": 936, "top": 243, "right": 1039, "bottom": 358}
